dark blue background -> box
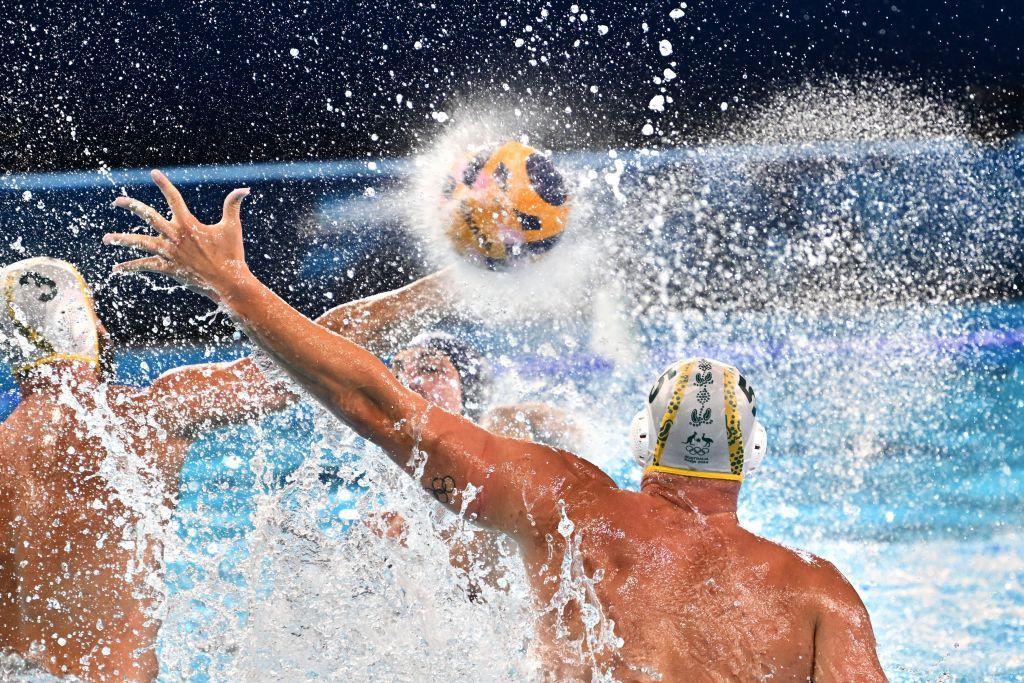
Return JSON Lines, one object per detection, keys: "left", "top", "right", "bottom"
{"left": 1, "top": 0, "right": 1022, "bottom": 172}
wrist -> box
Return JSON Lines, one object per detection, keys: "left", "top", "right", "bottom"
{"left": 214, "top": 260, "right": 258, "bottom": 309}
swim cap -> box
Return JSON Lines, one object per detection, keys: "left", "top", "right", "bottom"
{"left": 408, "top": 331, "right": 491, "bottom": 420}
{"left": 0, "top": 257, "right": 100, "bottom": 375}
{"left": 631, "top": 358, "right": 767, "bottom": 481}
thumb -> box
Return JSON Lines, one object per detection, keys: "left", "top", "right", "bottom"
{"left": 222, "top": 187, "right": 251, "bottom": 224}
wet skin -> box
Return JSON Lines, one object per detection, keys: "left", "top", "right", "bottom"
{"left": 106, "top": 171, "right": 887, "bottom": 681}
{"left": 522, "top": 469, "right": 884, "bottom": 681}
{"left": 0, "top": 370, "right": 180, "bottom": 681}
{"left": 0, "top": 360, "right": 290, "bottom": 681}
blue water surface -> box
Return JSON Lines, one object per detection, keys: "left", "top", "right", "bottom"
{"left": 92, "top": 306, "right": 1024, "bottom": 680}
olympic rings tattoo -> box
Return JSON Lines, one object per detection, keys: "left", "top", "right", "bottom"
{"left": 430, "top": 475, "right": 456, "bottom": 504}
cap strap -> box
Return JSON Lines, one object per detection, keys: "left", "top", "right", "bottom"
{"left": 13, "top": 353, "right": 100, "bottom": 375}
{"left": 644, "top": 464, "right": 743, "bottom": 482}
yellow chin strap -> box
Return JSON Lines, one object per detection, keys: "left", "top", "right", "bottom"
{"left": 644, "top": 464, "right": 743, "bottom": 482}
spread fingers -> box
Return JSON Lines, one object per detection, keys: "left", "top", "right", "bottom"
{"left": 112, "top": 196, "right": 179, "bottom": 241}
{"left": 111, "top": 256, "right": 176, "bottom": 276}
{"left": 103, "top": 232, "right": 175, "bottom": 259}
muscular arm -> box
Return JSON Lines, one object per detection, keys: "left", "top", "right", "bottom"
{"left": 144, "top": 357, "right": 297, "bottom": 440}
{"left": 146, "top": 269, "right": 449, "bottom": 439}
{"left": 223, "top": 274, "right": 598, "bottom": 536}
{"left": 105, "top": 173, "right": 607, "bottom": 540}
{"left": 314, "top": 268, "right": 453, "bottom": 356}
{"left": 811, "top": 564, "right": 887, "bottom": 682}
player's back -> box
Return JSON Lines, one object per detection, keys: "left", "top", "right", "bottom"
{"left": 522, "top": 482, "right": 880, "bottom": 682}
{"left": 0, "top": 387, "right": 185, "bottom": 681}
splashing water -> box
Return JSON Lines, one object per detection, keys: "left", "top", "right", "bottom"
{"left": 138, "top": 84, "right": 1024, "bottom": 680}
{"left": 161, "top": 402, "right": 546, "bottom": 681}
{"left": 541, "top": 503, "right": 623, "bottom": 681}
{"left": 404, "top": 112, "right": 607, "bottom": 324}
{"left": 55, "top": 379, "right": 173, "bottom": 612}
{"left": 2, "top": 78, "right": 1023, "bottom": 681}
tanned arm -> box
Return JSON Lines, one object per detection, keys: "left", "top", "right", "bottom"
{"left": 205, "top": 275, "right": 593, "bottom": 536}
{"left": 314, "top": 268, "right": 454, "bottom": 356}
{"left": 104, "top": 172, "right": 611, "bottom": 541}
{"left": 142, "top": 263, "right": 451, "bottom": 440}
{"left": 143, "top": 358, "right": 297, "bottom": 440}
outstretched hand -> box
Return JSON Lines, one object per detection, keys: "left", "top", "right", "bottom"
{"left": 104, "top": 170, "right": 251, "bottom": 299}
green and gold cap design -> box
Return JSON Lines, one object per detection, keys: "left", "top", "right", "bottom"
{"left": 631, "top": 358, "right": 765, "bottom": 481}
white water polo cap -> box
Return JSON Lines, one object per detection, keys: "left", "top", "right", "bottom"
{"left": 0, "top": 257, "right": 100, "bottom": 375}
{"left": 631, "top": 358, "right": 767, "bottom": 481}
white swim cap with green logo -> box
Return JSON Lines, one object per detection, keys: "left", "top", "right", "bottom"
{"left": 630, "top": 358, "right": 767, "bottom": 481}
{"left": 0, "top": 257, "right": 100, "bottom": 375}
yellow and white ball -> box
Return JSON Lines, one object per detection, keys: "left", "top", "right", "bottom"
{"left": 440, "top": 141, "right": 570, "bottom": 269}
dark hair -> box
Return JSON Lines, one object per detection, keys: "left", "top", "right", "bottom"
{"left": 408, "top": 331, "right": 491, "bottom": 420}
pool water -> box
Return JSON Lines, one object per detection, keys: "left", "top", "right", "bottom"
{"left": 2, "top": 138, "right": 1023, "bottom": 681}
{"left": 52, "top": 298, "right": 1016, "bottom": 682}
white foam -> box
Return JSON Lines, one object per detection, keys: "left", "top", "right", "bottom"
{"left": 402, "top": 113, "right": 607, "bottom": 324}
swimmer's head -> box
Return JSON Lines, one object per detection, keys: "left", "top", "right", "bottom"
{"left": 631, "top": 358, "right": 767, "bottom": 483}
{"left": 0, "top": 257, "right": 101, "bottom": 378}
{"left": 392, "top": 344, "right": 464, "bottom": 414}
{"left": 404, "top": 331, "right": 492, "bottom": 419}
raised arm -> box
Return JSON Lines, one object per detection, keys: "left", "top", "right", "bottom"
{"left": 143, "top": 357, "right": 297, "bottom": 440}
{"left": 176, "top": 264, "right": 596, "bottom": 536}
{"left": 314, "top": 268, "right": 454, "bottom": 356}
{"left": 103, "top": 172, "right": 611, "bottom": 540}
{"left": 143, "top": 260, "right": 450, "bottom": 438}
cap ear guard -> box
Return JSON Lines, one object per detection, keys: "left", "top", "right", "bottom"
{"left": 630, "top": 408, "right": 650, "bottom": 467}
{"left": 742, "top": 419, "right": 768, "bottom": 474}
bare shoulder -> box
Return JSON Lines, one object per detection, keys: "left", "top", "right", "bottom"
{"left": 0, "top": 402, "right": 48, "bottom": 484}
{"left": 786, "top": 550, "right": 885, "bottom": 680}
{"left": 782, "top": 549, "right": 863, "bottom": 604}
{"left": 741, "top": 535, "right": 861, "bottom": 602}
{"left": 0, "top": 401, "right": 43, "bottom": 453}
{"left": 757, "top": 541, "right": 873, "bottom": 633}
{"left": 562, "top": 451, "right": 620, "bottom": 498}
{"left": 518, "top": 440, "right": 619, "bottom": 496}
{"left": 429, "top": 406, "right": 614, "bottom": 490}
{"left": 804, "top": 556, "right": 873, "bottom": 623}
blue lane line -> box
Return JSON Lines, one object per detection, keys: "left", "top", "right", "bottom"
{"left": 4, "top": 137, "right": 1020, "bottom": 193}
{"left": 0, "top": 158, "right": 411, "bottom": 192}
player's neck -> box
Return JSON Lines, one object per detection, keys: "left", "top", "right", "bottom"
{"left": 642, "top": 472, "right": 740, "bottom": 520}
{"left": 17, "top": 361, "right": 102, "bottom": 399}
